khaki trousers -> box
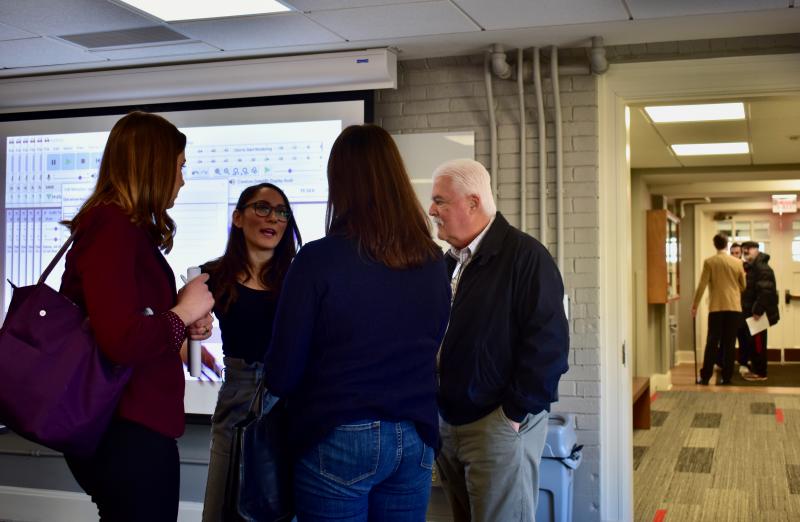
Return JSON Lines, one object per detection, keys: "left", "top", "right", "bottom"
{"left": 436, "top": 407, "right": 548, "bottom": 522}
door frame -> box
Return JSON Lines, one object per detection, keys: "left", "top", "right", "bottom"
{"left": 597, "top": 53, "right": 800, "bottom": 522}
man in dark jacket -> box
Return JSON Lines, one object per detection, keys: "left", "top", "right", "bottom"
{"left": 429, "top": 158, "right": 569, "bottom": 522}
{"left": 740, "top": 240, "right": 779, "bottom": 381}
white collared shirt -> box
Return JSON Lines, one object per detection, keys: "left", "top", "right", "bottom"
{"left": 447, "top": 215, "right": 495, "bottom": 300}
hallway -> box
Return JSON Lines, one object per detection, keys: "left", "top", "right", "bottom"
{"left": 634, "top": 388, "right": 800, "bottom": 521}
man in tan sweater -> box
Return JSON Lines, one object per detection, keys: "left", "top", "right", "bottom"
{"left": 692, "top": 233, "right": 746, "bottom": 385}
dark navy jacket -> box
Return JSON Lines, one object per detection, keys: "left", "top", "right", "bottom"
{"left": 263, "top": 235, "right": 451, "bottom": 456}
{"left": 438, "top": 212, "right": 570, "bottom": 425}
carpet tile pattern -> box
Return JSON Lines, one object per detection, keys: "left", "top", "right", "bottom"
{"left": 634, "top": 391, "right": 800, "bottom": 521}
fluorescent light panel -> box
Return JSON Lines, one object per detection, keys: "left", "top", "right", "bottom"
{"left": 119, "top": 0, "right": 290, "bottom": 22}
{"left": 645, "top": 103, "right": 745, "bottom": 123}
{"left": 671, "top": 142, "right": 750, "bottom": 156}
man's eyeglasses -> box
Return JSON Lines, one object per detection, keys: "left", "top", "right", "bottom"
{"left": 239, "top": 202, "right": 291, "bottom": 222}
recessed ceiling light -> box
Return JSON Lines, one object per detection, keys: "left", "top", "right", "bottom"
{"left": 118, "top": 0, "right": 290, "bottom": 22}
{"left": 671, "top": 142, "right": 750, "bottom": 156}
{"left": 645, "top": 103, "right": 745, "bottom": 123}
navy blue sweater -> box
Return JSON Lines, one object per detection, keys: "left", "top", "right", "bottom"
{"left": 263, "top": 235, "right": 451, "bottom": 457}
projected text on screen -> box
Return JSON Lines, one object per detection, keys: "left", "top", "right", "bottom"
{"left": 4, "top": 120, "right": 340, "bottom": 306}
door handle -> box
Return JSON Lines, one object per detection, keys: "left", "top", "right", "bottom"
{"left": 784, "top": 289, "right": 800, "bottom": 305}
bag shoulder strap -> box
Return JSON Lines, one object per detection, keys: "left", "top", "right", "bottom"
{"left": 38, "top": 231, "right": 78, "bottom": 285}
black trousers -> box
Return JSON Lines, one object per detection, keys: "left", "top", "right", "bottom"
{"left": 736, "top": 323, "right": 751, "bottom": 366}
{"left": 65, "top": 418, "right": 180, "bottom": 522}
{"left": 700, "top": 311, "right": 740, "bottom": 383}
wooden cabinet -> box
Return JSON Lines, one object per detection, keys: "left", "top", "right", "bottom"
{"left": 647, "top": 209, "right": 680, "bottom": 304}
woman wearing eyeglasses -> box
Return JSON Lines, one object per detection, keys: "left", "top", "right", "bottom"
{"left": 199, "top": 183, "right": 301, "bottom": 522}
{"left": 264, "top": 125, "right": 451, "bottom": 521}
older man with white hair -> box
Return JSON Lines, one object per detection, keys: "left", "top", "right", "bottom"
{"left": 430, "top": 158, "right": 569, "bottom": 522}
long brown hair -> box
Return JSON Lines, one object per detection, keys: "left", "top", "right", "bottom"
{"left": 65, "top": 111, "right": 186, "bottom": 253}
{"left": 325, "top": 124, "right": 440, "bottom": 269}
{"left": 204, "top": 183, "right": 302, "bottom": 314}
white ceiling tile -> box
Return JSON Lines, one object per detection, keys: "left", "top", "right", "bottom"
{"left": 285, "top": 0, "right": 433, "bottom": 11}
{"left": 452, "top": 0, "right": 628, "bottom": 30}
{"left": 90, "top": 41, "right": 220, "bottom": 60}
{"left": 173, "top": 13, "right": 343, "bottom": 50}
{"left": 0, "top": 0, "right": 157, "bottom": 36}
{"left": 0, "top": 21, "right": 36, "bottom": 41}
{"left": 749, "top": 97, "right": 800, "bottom": 164}
{"left": 0, "top": 37, "right": 106, "bottom": 68}
{"left": 626, "top": 0, "right": 789, "bottom": 20}
{"left": 306, "top": 1, "right": 478, "bottom": 41}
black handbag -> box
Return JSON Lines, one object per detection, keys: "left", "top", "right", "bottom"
{"left": 223, "top": 378, "right": 294, "bottom": 522}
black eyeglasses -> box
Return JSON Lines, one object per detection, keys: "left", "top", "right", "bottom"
{"left": 239, "top": 202, "right": 292, "bottom": 222}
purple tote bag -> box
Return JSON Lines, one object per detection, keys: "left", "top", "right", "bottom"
{"left": 0, "top": 233, "right": 131, "bottom": 457}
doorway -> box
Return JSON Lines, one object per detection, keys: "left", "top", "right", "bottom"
{"left": 598, "top": 54, "right": 800, "bottom": 522}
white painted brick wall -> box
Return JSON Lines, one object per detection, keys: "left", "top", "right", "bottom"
{"left": 376, "top": 53, "right": 601, "bottom": 521}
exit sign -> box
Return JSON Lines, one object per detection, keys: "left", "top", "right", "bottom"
{"left": 772, "top": 194, "right": 797, "bottom": 215}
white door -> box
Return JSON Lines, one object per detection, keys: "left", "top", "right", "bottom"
{"left": 699, "top": 211, "right": 798, "bottom": 356}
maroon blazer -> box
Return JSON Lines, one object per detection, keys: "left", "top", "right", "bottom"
{"left": 60, "top": 204, "right": 186, "bottom": 439}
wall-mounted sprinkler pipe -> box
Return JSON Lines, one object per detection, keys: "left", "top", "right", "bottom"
{"left": 533, "top": 47, "right": 547, "bottom": 247}
{"left": 551, "top": 46, "right": 564, "bottom": 272}
{"left": 484, "top": 51, "right": 498, "bottom": 200}
{"left": 590, "top": 36, "right": 609, "bottom": 75}
{"left": 491, "top": 43, "right": 513, "bottom": 80}
{"left": 518, "top": 47, "right": 526, "bottom": 233}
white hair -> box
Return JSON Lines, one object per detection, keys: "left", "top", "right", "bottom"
{"left": 432, "top": 159, "right": 497, "bottom": 216}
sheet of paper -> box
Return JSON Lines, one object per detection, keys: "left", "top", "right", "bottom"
{"left": 746, "top": 314, "right": 769, "bottom": 336}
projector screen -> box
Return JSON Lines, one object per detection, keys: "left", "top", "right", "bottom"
{"left": 0, "top": 93, "right": 369, "bottom": 415}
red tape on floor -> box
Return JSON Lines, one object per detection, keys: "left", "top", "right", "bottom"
{"left": 653, "top": 508, "right": 667, "bottom": 522}
{"left": 777, "top": 408, "right": 785, "bottom": 424}
{"left": 651, "top": 392, "right": 659, "bottom": 403}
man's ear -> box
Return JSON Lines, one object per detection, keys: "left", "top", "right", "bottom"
{"left": 468, "top": 194, "right": 481, "bottom": 212}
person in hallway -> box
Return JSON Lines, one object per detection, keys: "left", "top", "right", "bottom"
{"left": 692, "top": 233, "right": 746, "bottom": 385}
{"left": 263, "top": 124, "right": 451, "bottom": 521}
{"left": 429, "top": 158, "right": 570, "bottom": 522}
{"left": 740, "top": 240, "right": 780, "bottom": 381}
{"left": 200, "top": 183, "right": 301, "bottom": 522}
{"left": 60, "top": 111, "right": 215, "bottom": 521}
{"left": 717, "top": 242, "right": 745, "bottom": 369}
{"left": 731, "top": 242, "right": 754, "bottom": 371}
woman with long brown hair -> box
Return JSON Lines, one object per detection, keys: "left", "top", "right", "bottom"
{"left": 60, "top": 111, "right": 214, "bottom": 521}
{"left": 199, "top": 182, "right": 301, "bottom": 521}
{"left": 264, "top": 124, "right": 451, "bottom": 521}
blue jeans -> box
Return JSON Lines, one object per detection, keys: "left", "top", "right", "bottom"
{"left": 294, "top": 420, "right": 434, "bottom": 522}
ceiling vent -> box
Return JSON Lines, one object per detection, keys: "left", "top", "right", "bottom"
{"left": 59, "top": 26, "right": 190, "bottom": 49}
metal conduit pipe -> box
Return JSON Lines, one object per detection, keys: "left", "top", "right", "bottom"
{"left": 490, "top": 43, "right": 513, "bottom": 80}
{"left": 518, "top": 47, "right": 526, "bottom": 233}
{"left": 589, "top": 36, "right": 609, "bottom": 75}
{"left": 484, "top": 52, "right": 499, "bottom": 200}
{"left": 551, "top": 46, "right": 565, "bottom": 272}
{"left": 533, "top": 47, "right": 547, "bottom": 247}
{"left": 533, "top": 36, "right": 608, "bottom": 76}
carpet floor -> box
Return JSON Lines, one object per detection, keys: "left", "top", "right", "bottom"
{"left": 634, "top": 390, "right": 800, "bottom": 521}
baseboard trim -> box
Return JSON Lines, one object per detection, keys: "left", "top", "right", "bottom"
{"left": 0, "top": 486, "right": 203, "bottom": 521}
{"left": 650, "top": 371, "right": 672, "bottom": 392}
{"left": 675, "top": 350, "right": 696, "bottom": 364}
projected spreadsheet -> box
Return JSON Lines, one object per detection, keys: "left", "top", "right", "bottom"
{"left": 4, "top": 120, "right": 340, "bottom": 307}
